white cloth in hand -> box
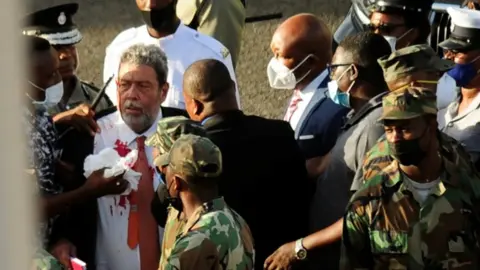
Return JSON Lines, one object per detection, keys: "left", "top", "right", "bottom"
{"left": 83, "top": 148, "right": 141, "bottom": 195}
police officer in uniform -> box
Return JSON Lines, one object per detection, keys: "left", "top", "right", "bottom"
{"left": 103, "top": 0, "right": 239, "bottom": 109}
{"left": 22, "top": 3, "right": 112, "bottom": 114}
{"left": 368, "top": 0, "right": 433, "bottom": 51}
{"left": 438, "top": 7, "right": 480, "bottom": 166}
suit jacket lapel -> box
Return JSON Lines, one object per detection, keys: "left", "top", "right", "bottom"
{"left": 294, "top": 90, "right": 326, "bottom": 138}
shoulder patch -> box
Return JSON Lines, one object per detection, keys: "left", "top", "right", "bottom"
{"left": 191, "top": 30, "right": 230, "bottom": 59}
{"left": 106, "top": 27, "right": 140, "bottom": 52}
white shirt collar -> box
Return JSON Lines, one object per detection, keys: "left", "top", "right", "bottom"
{"left": 298, "top": 69, "right": 328, "bottom": 99}
{"left": 117, "top": 109, "right": 163, "bottom": 146}
{"left": 140, "top": 23, "right": 188, "bottom": 45}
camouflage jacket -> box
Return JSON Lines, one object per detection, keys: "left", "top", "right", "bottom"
{"left": 159, "top": 197, "right": 255, "bottom": 270}
{"left": 32, "top": 249, "right": 63, "bottom": 270}
{"left": 341, "top": 155, "right": 480, "bottom": 269}
{"left": 361, "top": 131, "right": 475, "bottom": 183}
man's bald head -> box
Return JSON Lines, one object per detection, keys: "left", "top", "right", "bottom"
{"left": 272, "top": 13, "right": 332, "bottom": 61}
{"left": 270, "top": 14, "right": 332, "bottom": 90}
{"left": 182, "top": 59, "right": 237, "bottom": 121}
{"left": 183, "top": 59, "right": 235, "bottom": 101}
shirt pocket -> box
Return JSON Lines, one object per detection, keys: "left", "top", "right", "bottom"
{"left": 369, "top": 230, "right": 408, "bottom": 254}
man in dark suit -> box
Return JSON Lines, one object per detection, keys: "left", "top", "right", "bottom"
{"left": 268, "top": 13, "right": 349, "bottom": 178}
{"left": 181, "top": 59, "right": 311, "bottom": 270}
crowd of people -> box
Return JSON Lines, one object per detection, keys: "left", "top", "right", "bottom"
{"left": 26, "top": 0, "right": 480, "bottom": 269}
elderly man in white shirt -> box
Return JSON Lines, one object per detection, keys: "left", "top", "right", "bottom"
{"left": 103, "top": 0, "right": 239, "bottom": 110}
{"left": 95, "top": 43, "right": 186, "bottom": 270}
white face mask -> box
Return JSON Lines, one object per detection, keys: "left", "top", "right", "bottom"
{"left": 436, "top": 73, "right": 458, "bottom": 110}
{"left": 267, "top": 55, "right": 312, "bottom": 90}
{"left": 382, "top": 28, "right": 413, "bottom": 52}
{"left": 28, "top": 81, "right": 64, "bottom": 109}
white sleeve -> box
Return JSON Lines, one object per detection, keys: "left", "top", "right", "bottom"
{"left": 222, "top": 53, "right": 240, "bottom": 108}
{"left": 103, "top": 45, "right": 119, "bottom": 106}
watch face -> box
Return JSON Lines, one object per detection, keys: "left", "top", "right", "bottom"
{"left": 296, "top": 249, "right": 307, "bottom": 260}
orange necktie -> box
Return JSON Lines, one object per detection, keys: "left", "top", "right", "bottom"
{"left": 127, "top": 136, "right": 160, "bottom": 270}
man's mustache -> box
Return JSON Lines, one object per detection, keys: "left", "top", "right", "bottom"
{"left": 123, "top": 100, "right": 144, "bottom": 112}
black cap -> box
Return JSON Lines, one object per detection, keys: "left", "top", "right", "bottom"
{"left": 370, "top": 0, "right": 433, "bottom": 14}
{"left": 22, "top": 3, "right": 82, "bottom": 46}
{"left": 439, "top": 7, "right": 480, "bottom": 51}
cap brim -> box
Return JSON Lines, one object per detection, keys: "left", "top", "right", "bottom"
{"left": 154, "top": 153, "right": 170, "bottom": 168}
{"left": 378, "top": 111, "right": 423, "bottom": 121}
{"left": 439, "top": 38, "right": 470, "bottom": 51}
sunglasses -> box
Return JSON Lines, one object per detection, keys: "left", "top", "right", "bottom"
{"left": 367, "top": 23, "right": 405, "bottom": 35}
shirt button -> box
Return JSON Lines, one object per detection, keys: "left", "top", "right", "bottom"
{"left": 447, "top": 122, "right": 454, "bottom": 128}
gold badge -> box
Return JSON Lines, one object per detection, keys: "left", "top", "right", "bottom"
{"left": 221, "top": 47, "right": 230, "bottom": 59}
{"left": 58, "top": 12, "right": 66, "bottom": 25}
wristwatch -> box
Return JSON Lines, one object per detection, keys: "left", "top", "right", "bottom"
{"left": 294, "top": 238, "right": 307, "bottom": 260}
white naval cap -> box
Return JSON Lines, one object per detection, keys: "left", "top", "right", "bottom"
{"left": 439, "top": 7, "right": 480, "bottom": 51}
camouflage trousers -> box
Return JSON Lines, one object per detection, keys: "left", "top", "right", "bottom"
{"left": 32, "top": 249, "right": 64, "bottom": 270}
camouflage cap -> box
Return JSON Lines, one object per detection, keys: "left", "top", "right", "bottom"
{"left": 377, "top": 44, "right": 454, "bottom": 82}
{"left": 161, "top": 134, "right": 222, "bottom": 179}
{"left": 146, "top": 116, "right": 207, "bottom": 157}
{"left": 379, "top": 87, "right": 438, "bottom": 121}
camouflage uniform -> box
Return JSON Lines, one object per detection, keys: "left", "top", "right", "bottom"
{"left": 146, "top": 116, "right": 207, "bottom": 259}
{"left": 355, "top": 44, "right": 474, "bottom": 188}
{"left": 154, "top": 134, "right": 254, "bottom": 269}
{"left": 32, "top": 249, "right": 64, "bottom": 270}
{"left": 341, "top": 88, "right": 480, "bottom": 269}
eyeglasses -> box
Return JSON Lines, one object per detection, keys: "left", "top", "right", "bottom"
{"left": 327, "top": 63, "right": 353, "bottom": 77}
{"left": 367, "top": 23, "right": 405, "bottom": 35}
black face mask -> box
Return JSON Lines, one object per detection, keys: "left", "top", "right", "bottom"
{"left": 150, "top": 174, "right": 183, "bottom": 226}
{"left": 388, "top": 128, "right": 429, "bottom": 166}
{"left": 140, "top": 1, "right": 176, "bottom": 31}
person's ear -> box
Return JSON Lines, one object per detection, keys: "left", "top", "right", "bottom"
{"left": 193, "top": 99, "right": 204, "bottom": 116}
{"left": 160, "top": 82, "right": 169, "bottom": 101}
{"left": 350, "top": 65, "right": 359, "bottom": 81}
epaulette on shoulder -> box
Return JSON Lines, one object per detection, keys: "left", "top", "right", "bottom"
{"left": 94, "top": 106, "right": 117, "bottom": 121}
{"left": 190, "top": 30, "right": 231, "bottom": 59}
{"left": 106, "top": 27, "right": 139, "bottom": 51}
{"left": 80, "top": 80, "right": 100, "bottom": 92}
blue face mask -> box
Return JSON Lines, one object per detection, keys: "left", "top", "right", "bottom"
{"left": 447, "top": 56, "right": 480, "bottom": 87}
{"left": 328, "top": 80, "right": 351, "bottom": 107}
{"left": 327, "top": 65, "right": 355, "bottom": 108}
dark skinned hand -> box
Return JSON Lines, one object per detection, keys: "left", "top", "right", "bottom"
{"left": 82, "top": 168, "right": 129, "bottom": 198}
{"left": 264, "top": 241, "right": 297, "bottom": 270}
{"left": 49, "top": 239, "right": 77, "bottom": 270}
{"left": 53, "top": 103, "right": 99, "bottom": 136}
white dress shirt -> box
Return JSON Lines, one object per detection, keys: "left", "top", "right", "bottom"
{"left": 103, "top": 23, "right": 239, "bottom": 109}
{"left": 288, "top": 70, "right": 328, "bottom": 131}
{"left": 438, "top": 92, "right": 480, "bottom": 162}
{"left": 94, "top": 110, "right": 164, "bottom": 270}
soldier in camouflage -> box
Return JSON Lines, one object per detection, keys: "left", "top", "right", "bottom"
{"left": 354, "top": 44, "right": 476, "bottom": 189}
{"left": 153, "top": 134, "right": 254, "bottom": 269}
{"left": 32, "top": 249, "right": 64, "bottom": 270}
{"left": 146, "top": 116, "right": 206, "bottom": 247}
{"left": 341, "top": 87, "right": 480, "bottom": 269}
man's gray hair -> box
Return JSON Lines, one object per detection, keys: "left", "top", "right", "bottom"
{"left": 119, "top": 43, "right": 168, "bottom": 83}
